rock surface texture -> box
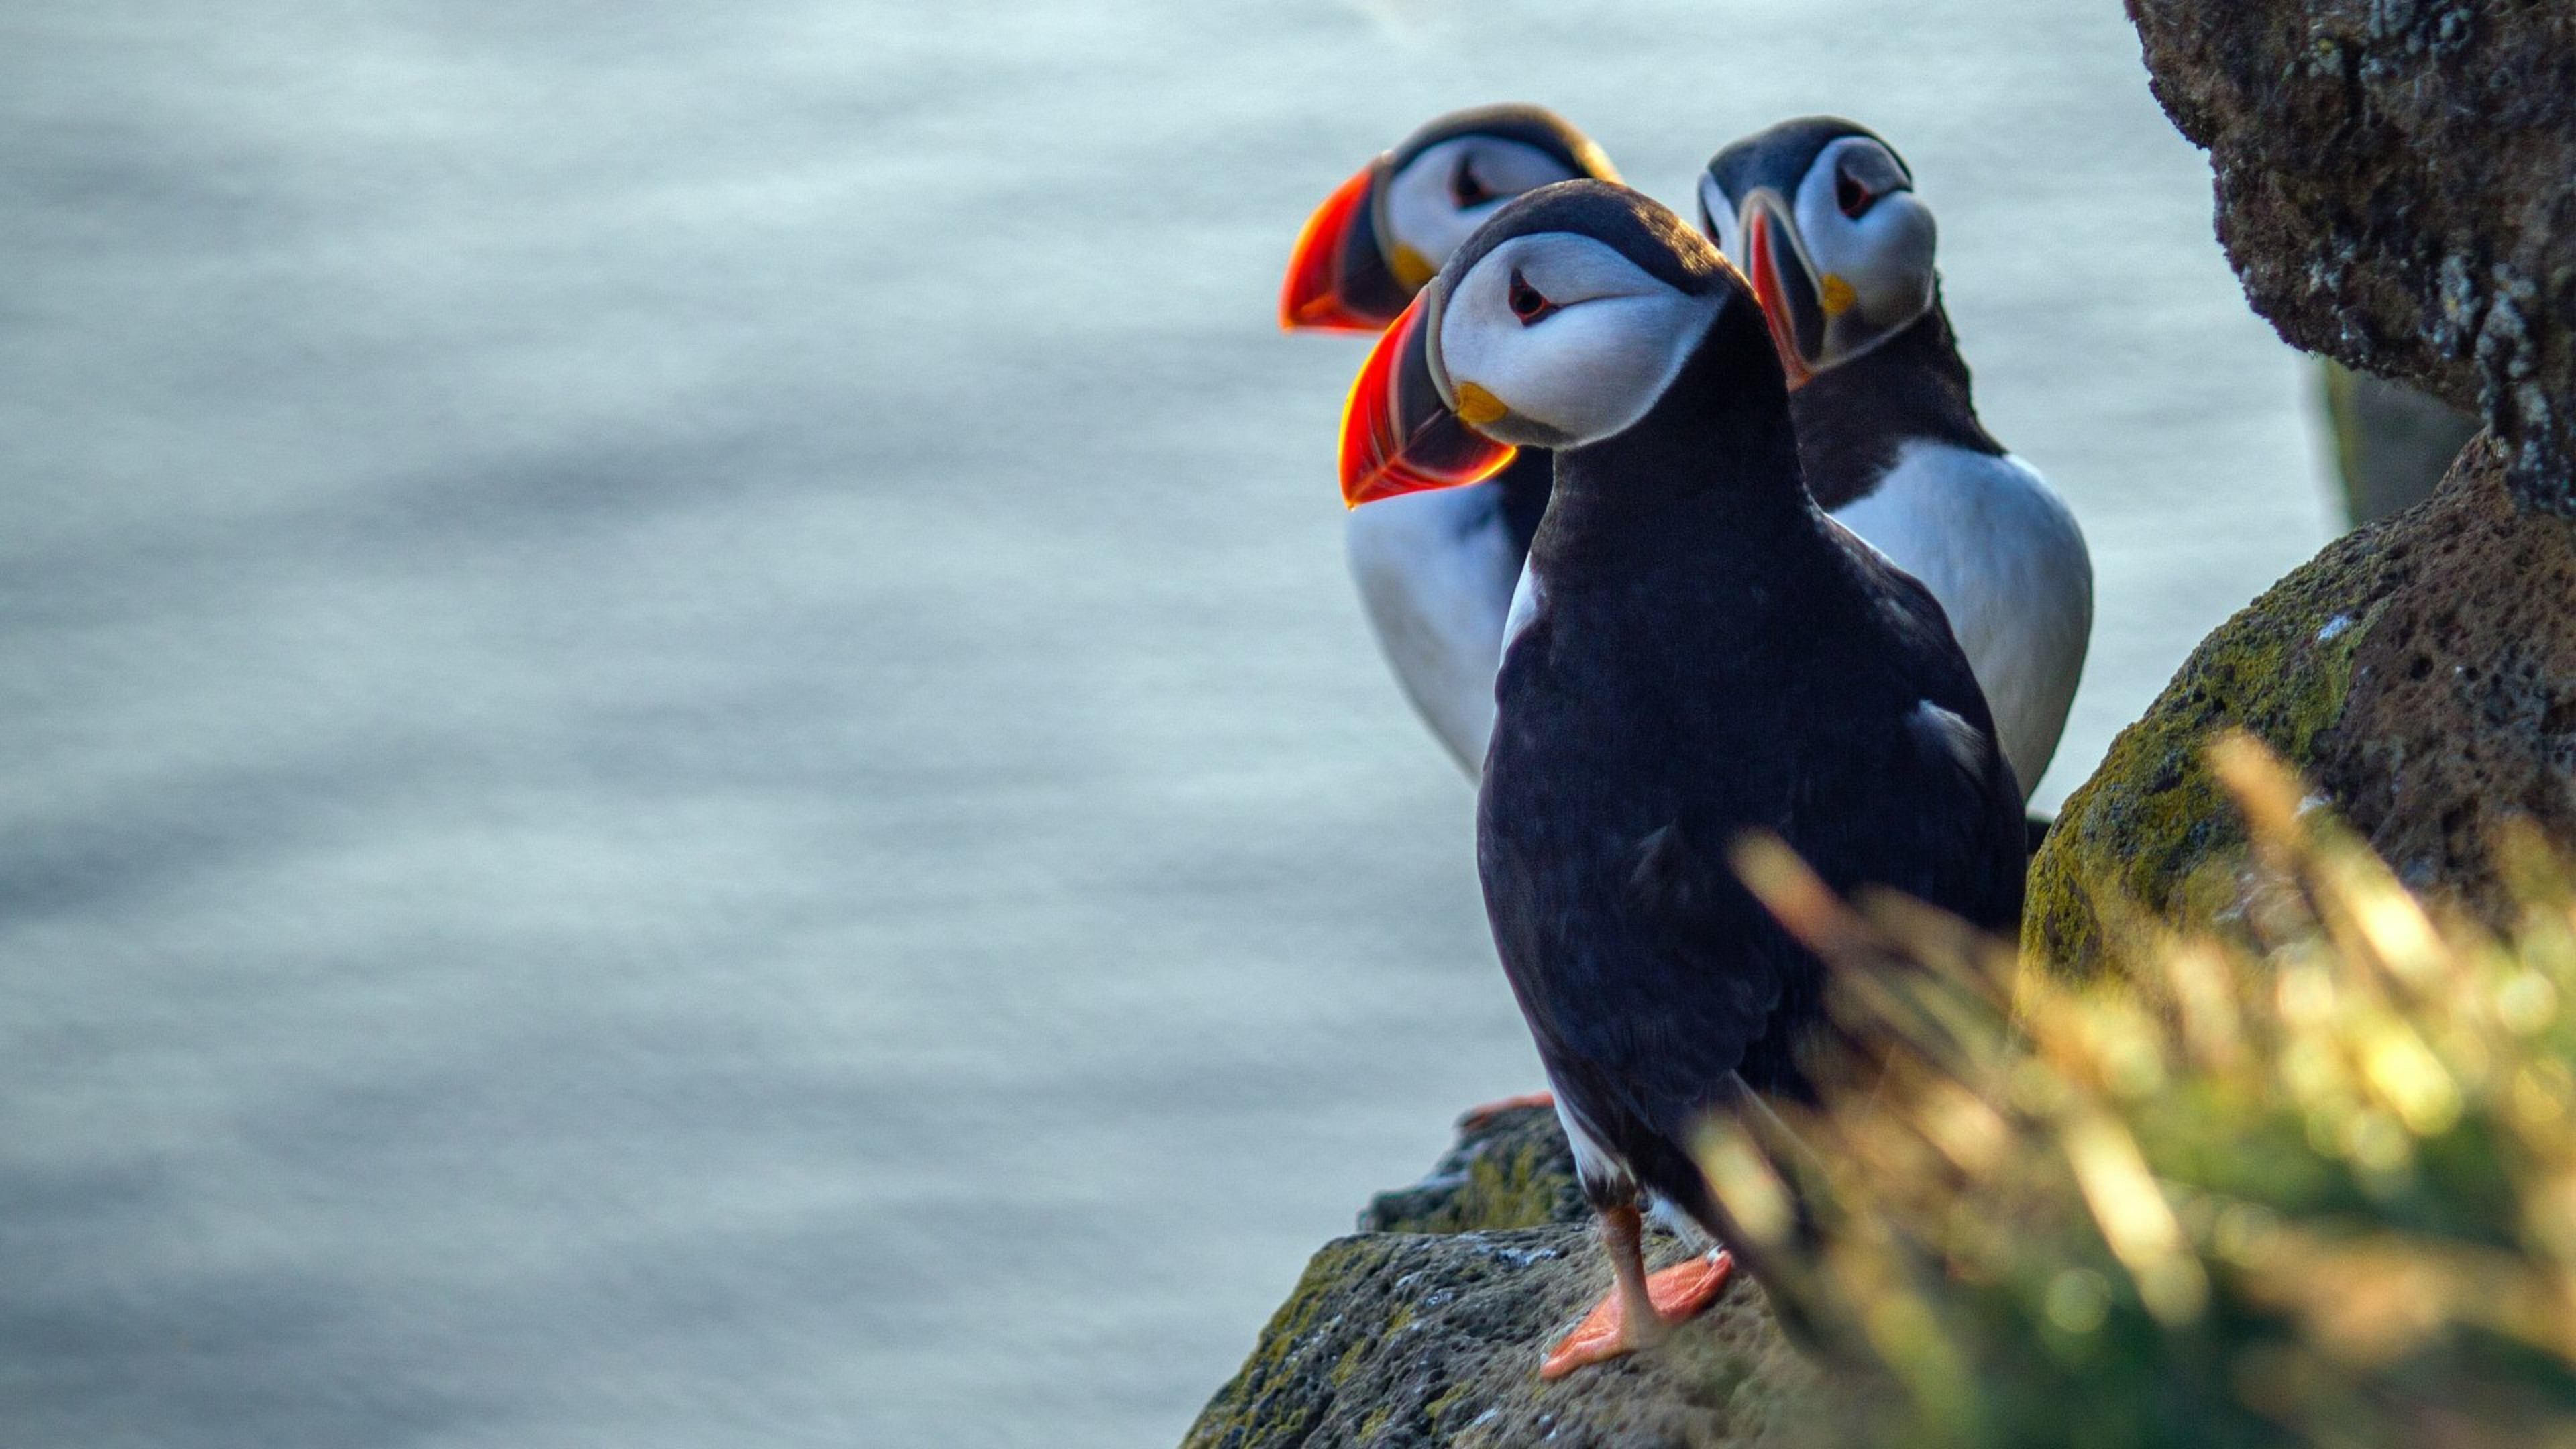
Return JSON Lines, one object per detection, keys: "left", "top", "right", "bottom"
{"left": 2031, "top": 437, "right": 2576, "bottom": 970}
{"left": 2029, "top": 0, "right": 2576, "bottom": 971}
{"left": 2129, "top": 0, "right": 2576, "bottom": 513}
{"left": 1356, "top": 1102, "right": 1589, "bottom": 1236}
{"left": 1181, "top": 1106, "right": 1821, "bottom": 1449}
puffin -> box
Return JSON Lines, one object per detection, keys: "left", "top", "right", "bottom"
{"left": 1698, "top": 117, "right": 2092, "bottom": 802}
{"left": 1281, "top": 105, "right": 1619, "bottom": 775}
{"left": 1339, "top": 182, "right": 2028, "bottom": 1376}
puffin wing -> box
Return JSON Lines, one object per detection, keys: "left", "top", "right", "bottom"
{"left": 1479, "top": 535, "right": 2025, "bottom": 1224}
{"left": 1481, "top": 788, "right": 1794, "bottom": 1193}
{"left": 1794, "top": 547, "right": 2031, "bottom": 936}
{"left": 1566, "top": 553, "right": 2025, "bottom": 1142}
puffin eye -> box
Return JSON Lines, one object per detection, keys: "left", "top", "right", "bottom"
{"left": 1835, "top": 166, "right": 1876, "bottom": 219}
{"left": 1450, "top": 153, "right": 1493, "bottom": 207}
{"left": 1506, "top": 268, "right": 1557, "bottom": 325}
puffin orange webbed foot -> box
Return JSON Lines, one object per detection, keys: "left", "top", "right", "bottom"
{"left": 1540, "top": 1250, "right": 1735, "bottom": 1381}
{"left": 1457, "top": 1091, "right": 1556, "bottom": 1131}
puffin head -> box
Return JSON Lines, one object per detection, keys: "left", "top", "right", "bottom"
{"left": 1696, "top": 117, "right": 1937, "bottom": 387}
{"left": 1340, "top": 181, "right": 1754, "bottom": 506}
{"left": 1280, "top": 105, "right": 1619, "bottom": 334}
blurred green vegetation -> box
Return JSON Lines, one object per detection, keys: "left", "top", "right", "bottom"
{"left": 1709, "top": 735, "right": 2576, "bottom": 1448}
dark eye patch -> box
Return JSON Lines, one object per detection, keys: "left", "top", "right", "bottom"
{"left": 1831, "top": 144, "right": 1913, "bottom": 219}
{"left": 1835, "top": 166, "right": 1874, "bottom": 218}
{"left": 1507, "top": 268, "right": 1557, "bottom": 325}
{"left": 1450, "top": 152, "right": 1493, "bottom": 207}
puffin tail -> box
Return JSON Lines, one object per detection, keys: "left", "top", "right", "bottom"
{"left": 1672, "top": 1082, "right": 1833, "bottom": 1346}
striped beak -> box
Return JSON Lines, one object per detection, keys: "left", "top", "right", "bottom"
{"left": 1338, "top": 288, "right": 1517, "bottom": 507}
{"left": 1741, "top": 197, "right": 1822, "bottom": 389}
{"left": 1280, "top": 160, "right": 1415, "bottom": 333}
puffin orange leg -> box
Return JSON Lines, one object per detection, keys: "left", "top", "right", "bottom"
{"left": 1457, "top": 1092, "right": 1556, "bottom": 1130}
{"left": 1542, "top": 1205, "right": 1735, "bottom": 1381}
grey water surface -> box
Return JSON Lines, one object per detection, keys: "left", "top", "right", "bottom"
{"left": 3, "top": 2, "right": 2328, "bottom": 1446}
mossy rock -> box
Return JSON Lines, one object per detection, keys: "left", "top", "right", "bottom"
{"left": 2023, "top": 520, "right": 2389, "bottom": 972}
{"left": 2131, "top": 0, "right": 2576, "bottom": 511}
{"left": 1358, "top": 1104, "right": 1586, "bottom": 1236}
{"left": 1181, "top": 1228, "right": 1817, "bottom": 1449}
{"left": 2030, "top": 436, "right": 2576, "bottom": 973}
{"left": 1184, "top": 1106, "right": 1827, "bottom": 1448}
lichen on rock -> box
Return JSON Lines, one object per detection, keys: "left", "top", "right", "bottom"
{"left": 2314, "top": 440, "right": 2576, "bottom": 908}
{"left": 2128, "top": 0, "right": 2576, "bottom": 513}
{"left": 2024, "top": 511, "right": 2394, "bottom": 971}
{"left": 2031, "top": 436, "right": 2576, "bottom": 973}
{"left": 2036, "top": 0, "right": 2576, "bottom": 968}
{"left": 1358, "top": 1104, "right": 1586, "bottom": 1236}
{"left": 1183, "top": 1110, "right": 1821, "bottom": 1449}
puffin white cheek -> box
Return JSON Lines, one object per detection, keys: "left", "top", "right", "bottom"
{"left": 1379, "top": 189, "right": 1449, "bottom": 278}
{"left": 1448, "top": 292, "right": 1720, "bottom": 445}
{"left": 1406, "top": 201, "right": 1505, "bottom": 272}
{"left": 1382, "top": 138, "right": 1585, "bottom": 280}
{"left": 1846, "top": 197, "right": 1938, "bottom": 326}
{"left": 1379, "top": 155, "right": 1466, "bottom": 276}
{"left": 1791, "top": 147, "right": 1933, "bottom": 317}
{"left": 1697, "top": 174, "right": 1742, "bottom": 261}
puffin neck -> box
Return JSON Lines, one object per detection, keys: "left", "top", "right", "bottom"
{"left": 1537, "top": 299, "right": 1814, "bottom": 566}
{"left": 1493, "top": 448, "right": 1555, "bottom": 560}
{"left": 1793, "top": 289, "right": 2003, "bottom": 509}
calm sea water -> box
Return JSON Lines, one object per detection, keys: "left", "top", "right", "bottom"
{"left": 1, "top": 2, "right": 2328, "bottom": 1445}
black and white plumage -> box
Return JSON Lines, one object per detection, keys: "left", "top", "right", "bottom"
{"left": 1294, "top": 113, "right": 2090, "bottom": 796}
{"left": 1340, "top": 449, "right": 1552, "bottom": 775}
{"left": 1283, "top": 105, "right": 1615, "bottom": 775}
{"left": 1700, "top": 117, "right": 2093, "bottom": 800}
{"left": 1340, "top": 181, "right": 2027, "bottom": 1369}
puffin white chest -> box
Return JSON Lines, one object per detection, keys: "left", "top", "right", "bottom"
{"left": 1344, "top": 480, "right": 1525, "bottom": 777}
{"left": 1829, "top": 441, "right": 2094, "bottom": 799}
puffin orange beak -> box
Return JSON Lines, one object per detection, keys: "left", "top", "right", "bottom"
{"left": 1281, "top": 161, "right": 1413, "bottom": 333}
{"left": 1743, "top": 208, "right": 1816, "bottom": 390}
{"left": 1339, "top": 291, "right": 1517, "bottom": 508}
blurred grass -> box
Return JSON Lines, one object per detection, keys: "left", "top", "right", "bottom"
{"left": 1705, "top": 733, "right": 2576, "bottom": 1448}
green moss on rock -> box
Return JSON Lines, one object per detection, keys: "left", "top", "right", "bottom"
{"left": 1185, "top": 1237, "right": 1401, "bottom": 1449}
{"left": 1360, "top": 1138, "right": 1580, "bottom": 1236}
{"left": 1179, "top": 1227, "right": 1817, "bottom": 1449}
{"left": 1183, "top": 1107, "right": 1824, "bottom": 1448}
{"left": 2025, "top": 524, "right": 2393, "bottom": 975}
{"left": 1357, "top": 1104, "right": 1585, "bottom": 1235}
{"left": 2029, "top": 437, "right": 2576, "bottom": 976}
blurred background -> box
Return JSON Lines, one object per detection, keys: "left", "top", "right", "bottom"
{"left": 3, "top": 1, "right": 2335, "bottom": 1446}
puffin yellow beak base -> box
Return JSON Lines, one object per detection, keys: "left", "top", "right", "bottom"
{"left": 1281, "top": 160, "right": 1415, "bottom": 334}
{"left": 1387, "top": 241, "right": 1438, "bottom": 291}
{"left": 1338, "top": 292, "right": 1518, "bottom": 508}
